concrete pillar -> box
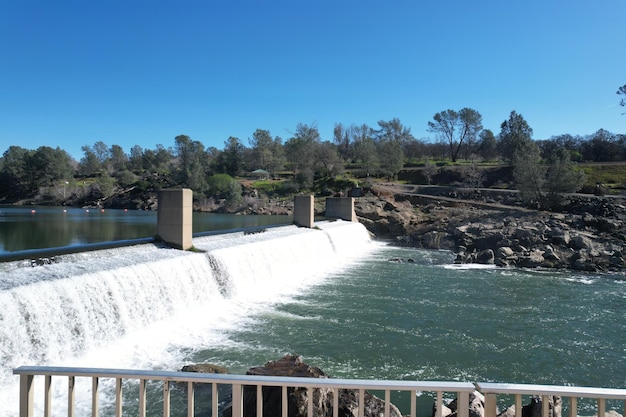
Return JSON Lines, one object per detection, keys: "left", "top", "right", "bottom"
{"left": 293, "top": 195, "right": 314, "bottom": 228}
{"left": 325, "top": 197, "right": 357, "bottom": 222}
{"left": 157, "top": 188, "right": 193, "bottom": 250}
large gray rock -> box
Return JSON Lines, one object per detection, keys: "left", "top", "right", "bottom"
{"left": 517, "top": 249, "right": 545, "bottom": 268}
{"left": 569, "top": 235, "right": 594, "bottom": 251}
{"left": 476, "top": 249, "right": 495, "bottom": 264}
{"left": 225, "top": 354, "right": 402, "bottom": 417}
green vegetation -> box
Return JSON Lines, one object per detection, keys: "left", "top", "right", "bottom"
{"left": 1, "top": 113, "right": 625, "bottom": 210}
{"left": 580, "top": 163, "right": 626, "bottom": 193}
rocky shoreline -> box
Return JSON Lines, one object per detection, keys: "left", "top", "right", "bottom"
{"left": 354, "top": 184, "right": 626, "bottom": 274}
{"left": 182, "top": 355, "right": 624, "bottom": 417}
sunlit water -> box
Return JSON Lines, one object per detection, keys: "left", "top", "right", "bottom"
{"left": 0, "top": 220, "right": 624, "bottom": 416}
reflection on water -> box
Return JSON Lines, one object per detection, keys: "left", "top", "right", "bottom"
{"left": 0, "top": 206, "right": 292, "bottom": 254}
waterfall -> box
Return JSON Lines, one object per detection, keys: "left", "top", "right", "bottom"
{"left": 0, "top": 220, "right": 373, "bottom": 399}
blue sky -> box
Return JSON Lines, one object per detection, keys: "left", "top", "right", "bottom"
{"left": 1, "top": 1, "right": 624, "bottom": 160}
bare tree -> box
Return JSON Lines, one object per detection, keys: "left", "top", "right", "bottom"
{"left": 428, "top": 108, "right": 483, "bottom": 162}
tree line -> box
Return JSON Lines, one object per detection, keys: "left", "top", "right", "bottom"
{"left": 0, "top": 110, "right": 624, "bottom": 209}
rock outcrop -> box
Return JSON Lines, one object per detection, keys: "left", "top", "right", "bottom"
{"left": 355, "top": 185, "right": 626, "bottom": 272}
{"left": 224, "top": 354, "right": 402, "bottom": 417}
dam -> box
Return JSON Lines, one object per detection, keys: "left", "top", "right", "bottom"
{"left": 1, "top": 194, "right": 625, "bottom": 417}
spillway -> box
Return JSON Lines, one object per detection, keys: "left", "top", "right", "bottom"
{"left": 0, "top": 220, "right": 374, "bottom": 416}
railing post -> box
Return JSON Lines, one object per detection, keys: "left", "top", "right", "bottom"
{"left": 256, "top": 385, "right": 263, "bottom": 417}
{"left": 308, "top": 387, "right": 314, "bottom": 417}
{"left": 435, "top": 391, "right": 443, "bottom": 417}
{"left": 281, "top": 385, "right": 288, "bottom": 417}
{"left": 139, "top": 379, "right": 146, "bottom": 417}
{"left": 115, "top": 378, "right": 122, "bottom": 417}
{"left": 384, "top": 389, "right": 391, "bottom": 417}
{"left": 212, "top": 383, "right": 219, "bottom": 417}
{"left": 485, "top": 393, "right": 497, "bottom": 417}
{"left": 44, "top": 375, "right": 52, "bottom": 417}
{"left": 458, "top": 391, "right": 470, "bottom": 417}
{"left": 187, "top": 381, "right": 194, "bottom": 417}
{"left": 92, "top": 377, "right": 99, "bottom": 417}
{"left": 232, "top": 383, "right": 242, "bottom": 417}
{"left": 597, "top": 398, "right": 605, "bottom": 417}
{"left": 19, "top": 373, "right": 34, "bottom": 417}
{"left": 68, "top": 376, "right": 75, "bottom": 417}
{"left": 358, "top": 388, "right": 365, "bottom": 417}
{"left": 163, "top": 380, "right": 170, "bottom": 417}
{"left": 569, "top": 397, "right": 577, "bottom": 417}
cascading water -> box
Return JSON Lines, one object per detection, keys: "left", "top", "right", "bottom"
{"left": 0, "top": 220, "right": 375, "bottom": 417}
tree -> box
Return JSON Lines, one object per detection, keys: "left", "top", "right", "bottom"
{"left": 580, "top": 129, "right": 619, "bottom": 162}
{"left": 427, "top": 108, "right": 483, "bottom": 162}
{"left": 31, "top": 146, "right": 74, "bottom": 186}
{"left": 284, "top": 123, "right": 320, "bottom": 186}
{"left": 461, "top": 163, "right": 484, "bottom": 190}
{"left": 333, "top": 123, "right": 352, "bottom": 162}
{"left": 79, "top": 145, "right": 103, "bottom": 177}
{"left": 0, "top": 146, "right": 32, "bottom": 196}
{"left": 423, "top": 160, "right": 437, "bottom": 185}
{"left": 351, "top": 124, "right": 378, "bottom": 176}
{"left": 617, "top": 84, "right": 626, "bottom": 112}
{"left": 174, "top": 135, "right": 208, "bottom": 194}
{"left": 218, "top": 136, "right": 245, "bottom": 177}
{"left": 498, "top": 111, "right": 534, "bottom": 162}
{"left": 513, "top": 140, "right": 545, "bottom": 208}
{"left": 373, "top": 118, "right": 410, "bottom": 179}
{"left": 477, "top": 129, "right": 497, "bottom": 161}
{"left": 374, "top": 118, "right": 414, "bottom": 144}
{"left": 128, "top": 145, "right": 143, "bottom": 172}
{"left": 249, "top": 129, "right": 285, "bottom": 174}
{"left": 109, "top": 145, "right": 128, "bottom": 172}
{"left": 544, "top": 148, "right": 586, "bottom": 208}
{"left": 314, "top": 141, "right": 344, "bottom": 177}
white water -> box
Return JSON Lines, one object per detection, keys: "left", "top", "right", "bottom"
{"left": 0, "top": 220, "right": 375, "bottom": 417}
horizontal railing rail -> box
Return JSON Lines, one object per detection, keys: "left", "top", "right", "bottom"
{"left": 12, "top": 366, "right": 626, "bottom": 417}
{"left": 13, "top": 366, "right": 475, "bottom": 417}
{"left": 477, "top": 382, "right": 626, "bottom": 417}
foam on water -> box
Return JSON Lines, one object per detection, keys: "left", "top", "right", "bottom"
{"left": 0, "top": 220, "right": 374, "bottom": 417}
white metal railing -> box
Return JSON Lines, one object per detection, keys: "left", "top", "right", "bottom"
{"left": 13, "top": 366, "right": 475, "bottom": 417}
{"left": 477, "top": 382, "right": 626, "bottom": 417}
{"left": 12, "top": 366, "right": 626, "bottom": 417}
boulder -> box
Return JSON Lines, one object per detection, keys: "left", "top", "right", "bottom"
{"left": 180, "top": 363, "right": 229, "bottom": 374}
{"left": 224, "top": 354, "right": 402, "bottom": 417}
{"left": 443, "top": 390, "right": 485, "bottom": 417}
{"left": 569, "top": 235, "right": 594, "bottom": 251}
{"left": 522, "top": 396, "right": 561, "bottom": 417}
{"left": 476, "top": 249, "right": 495, "bottom": 264}
{"left": 517, "top": 249, "right": 545, "bottom": 268}
{"left": 549, "top": 228, "right": 570, "bottom": 246}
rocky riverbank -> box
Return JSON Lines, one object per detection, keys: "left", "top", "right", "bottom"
{"left": 354, "top": 184, "right": 626, "bottom": 273}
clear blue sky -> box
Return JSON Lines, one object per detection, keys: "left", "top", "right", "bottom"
{"left": 1, "top": 0, "right": 624, "bottom": 160}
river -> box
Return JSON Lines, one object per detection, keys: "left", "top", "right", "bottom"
{"left": 0, "top": 208, "right": 624, "bottom": 417}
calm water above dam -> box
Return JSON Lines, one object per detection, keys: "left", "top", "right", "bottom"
{"left": 0, "top": 205, "right": 291, "bottom": 254}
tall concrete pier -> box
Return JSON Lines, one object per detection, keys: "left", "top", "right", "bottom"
{"left": 293, "top": 195, "right": 315, "bottom": 228}
{"left": 325, "top": 197, "right": 357, "bottom": 222}
{"left": 157, "top": 188, "right": 193, "bottom": 250}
